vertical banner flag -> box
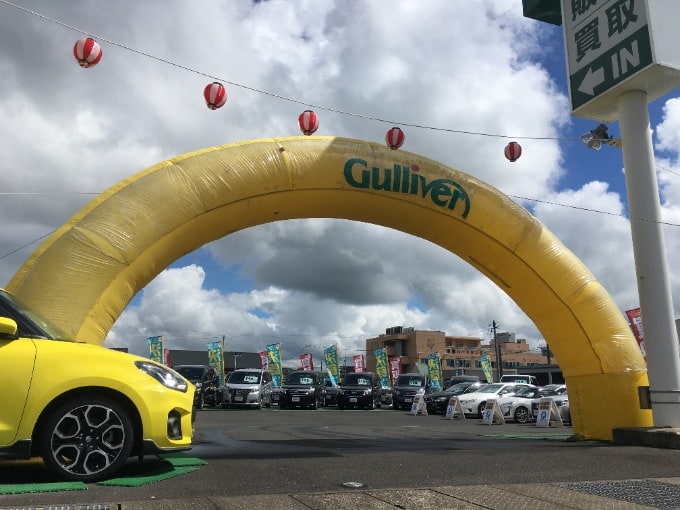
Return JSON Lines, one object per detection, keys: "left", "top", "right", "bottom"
{"left": 374, "top": 348, "right": 390, "bottom": 389}
{"left": 207, "top": 341, "right": 225, "bottom": 384}
{"left": 479, "top": 354, "right": 493, "bottom": 383}
{"left": 147, "top": 336, "right": 163, "bottom": 364}
{"left": 324, "top": 344, "right": 340, "bottom": 386}
{"left": 625, "top": 307, "right": 647, "bottom": 362}
{"left": 388, "top": 355, "right": 401, "bottom": 385}
{"left": 163, "top": 348, "right": 172, "bottom": 367}
{"left": 353, "top": 354, "right": 365, "bottom": 372}
{"left": 427, "top": 352, "right": 443, "bottom": 391}
{"left": 259, "top": 351, "right": 269, "bottom": 371}
{"left": 267, "top": 343, "right": 283, "bottom": 387}
{"left": 300, "top": 352, "right": 314, "bottom": 371}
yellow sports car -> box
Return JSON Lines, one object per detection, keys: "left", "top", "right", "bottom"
{"left": 0, "top": 288, "right": 194, "bottom": 482}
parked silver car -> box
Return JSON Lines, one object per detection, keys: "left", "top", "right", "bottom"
{"left": 222, "top": 368, "right": 272, "bottom": 408}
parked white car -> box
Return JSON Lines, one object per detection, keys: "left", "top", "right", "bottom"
{"left": 458, "top": 383, "right": 532, "bottom": 417}
{"left": 496, "top": 385, "right": 559, "bottom": 423}
{"left": 531, "top": 392, "right": 570, "bottom": 423}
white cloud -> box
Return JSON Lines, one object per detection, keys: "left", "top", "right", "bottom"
{"left": 1, "top": 1, "right": 678, "bottom": 365}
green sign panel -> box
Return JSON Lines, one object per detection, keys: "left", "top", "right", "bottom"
{"left": 569, "top": 25, "right": 653, "bottom": 111}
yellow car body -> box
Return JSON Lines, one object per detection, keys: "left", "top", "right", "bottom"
{"left": 0, "top": 289, "right": 194, "bottom": 482}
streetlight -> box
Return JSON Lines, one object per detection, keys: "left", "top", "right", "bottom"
{"left": 581, "top": 123, "right": 622, "bottom": 150}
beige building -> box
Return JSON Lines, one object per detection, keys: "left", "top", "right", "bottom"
{"left": 365, "top": 326, "right": 554, "bottom": 383}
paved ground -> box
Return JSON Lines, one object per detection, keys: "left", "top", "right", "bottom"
{"left": 2, "top": 406, "right": 679, "bottom": 509}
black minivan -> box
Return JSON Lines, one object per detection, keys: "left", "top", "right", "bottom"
{"left": 279, "top": 370, "right": 325, "bottom": 409}
{"left": 337, "top": 372, "right": 382, "bottom": 410}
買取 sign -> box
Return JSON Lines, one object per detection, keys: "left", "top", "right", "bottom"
{"left": 562, "top": 0, "right": 680, "bottom": 121}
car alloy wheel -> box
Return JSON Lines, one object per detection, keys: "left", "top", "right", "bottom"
{"left": 514, "top": 406, "right": 530, "bottom": 424}
{"left": 478, "top": 402, "right": 486, "bottom": 418}
{"left": 39, "top": 397, "right": 134, "bottom": 482}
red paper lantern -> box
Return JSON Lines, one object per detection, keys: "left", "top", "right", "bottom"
{"left": 204, "top": 82, "right": 227, "bottom": 110}
{"left": 385, "top": 127, "right": 405, "bottom": 150}
{"left": 298, "top": 110, "right": 319, "bottom": 135}
{"left": 73, "top": 38, "right": 102, "bottom": 68}
{"left": 504, "top": 141, "right": 522, "bottom": 162}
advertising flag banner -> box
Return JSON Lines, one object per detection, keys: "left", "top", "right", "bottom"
{"left": 479, "top": 354, "right": 493, "bottom": 383}
{"left": 374, "top": 348, "right": 390, "bottom": 389}
{"left": 147, "top": 336, "right": 163, "bottom": 364}
{"left": 267, "top": 343, "right": 283, "bottom": 387}
{"left": 207, "top": 341, "right": 225, "bottom": 384}
{"left": 388, "top": 355, "right": 401, "bottom": 385}
{"left": 259, "top": 351, "right": 269, "bottom": 371}
{"left": 324, "top": 345, "right": 340, "bottom": 386}
{"left": 427, "top": 352, "right": 443, "bottom": 391}
{"left": 625, "top": 307, "right": 647, "bottom": 362}
{"left": 163, "top": 348, "right": 171, "bottom": 367}
{"left": 300, "top": 352, "right": 314, "bottom": 371}
{"left": 353, "top": 354, "right": 365, "bottom": 372}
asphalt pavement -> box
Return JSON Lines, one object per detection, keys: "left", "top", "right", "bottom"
{"left": 1, "top": 406, "right": 679, "bottom": 509}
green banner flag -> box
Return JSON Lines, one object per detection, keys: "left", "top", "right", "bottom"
{"left": 324, "top": 345, "right": 340, "bottom": 386}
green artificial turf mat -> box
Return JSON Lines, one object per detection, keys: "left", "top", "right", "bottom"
{"left": 158, "top": 452, "right": 208, "bottom": 467}
{"left": 0, "top": 481, "right": 87, "bottom": 495}
{"left": 96, "top": 465, "right": 199, "bottom": 487}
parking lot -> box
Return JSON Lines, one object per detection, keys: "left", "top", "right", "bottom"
{"left": 2, "top": 405, "right": 680, "bottom": 509}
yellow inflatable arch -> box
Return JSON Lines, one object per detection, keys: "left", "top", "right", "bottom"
{"left": 7, "top": 136, "right": 651, "bottom": 440}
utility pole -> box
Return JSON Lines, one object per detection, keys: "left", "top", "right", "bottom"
{"left": 492, "top": 321, "right": 503, "bottom": 382}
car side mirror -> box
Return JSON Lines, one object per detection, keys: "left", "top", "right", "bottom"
{"left": 0, "top": 317, "right": 19, "bottom": 338}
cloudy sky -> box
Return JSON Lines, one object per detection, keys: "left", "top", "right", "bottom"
{"left": 1, "top": 1, "right": 679, "bottom": 367}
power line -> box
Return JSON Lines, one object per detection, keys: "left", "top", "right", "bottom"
{"left": 0, "top": 0, "right": 578, "bottom": 143}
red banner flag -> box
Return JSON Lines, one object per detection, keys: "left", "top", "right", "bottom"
{"left": 353, "top": 354, "right": 365, "bottom": 372}
{"left": 259, "top": 351, "right": 269, "bottom": 371}
{"left": 625, "top": 307, "right": 646, "bottom": 361}
{"left": 299, "top": 352, "right": 314, "bottom": 371}
{"left": 388, "top": 355, "right": 401, "bottom": 385}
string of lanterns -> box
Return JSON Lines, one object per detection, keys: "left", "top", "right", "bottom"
{"left": 73, "top": 37, "right": 521, "bottom": 160}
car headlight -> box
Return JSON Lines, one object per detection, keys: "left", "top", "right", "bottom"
{"left": 393, "top": 389, "right": 401, "bottom": 396}
{"left": 306, "top": 388, "right": 315, "bottom": 394}
{"left": 435, "top": 396, "right": 448, "bottom": 402}
{"left": 195, "top": 382, "right": 203, "bottom": 390}
{"left": 135, "top": 361, "right": 188, "bottom": 392}
{"left": 458, "top": 398, "right": 474, "bottom": 404}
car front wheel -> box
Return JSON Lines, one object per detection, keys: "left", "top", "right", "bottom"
{"left": 39, "top": 396, "right": 134, "bottom": 482}
{"left": 514, "top": 406, "right": 530, "bottom": 424}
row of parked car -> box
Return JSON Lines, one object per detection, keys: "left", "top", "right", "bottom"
{"left": 424, "top": 380, "right": 570, "bottom": 423}
{"left": 172, "top": 365, "right": 571, "bottom": 424}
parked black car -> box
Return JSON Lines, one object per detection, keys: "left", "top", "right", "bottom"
{"left": 392, "top": 373, "right": 428, "bottom": 410}
{"left": 324, "top": 380, "right": 340, "bottom": 407}
{"left": 424, "top": 381, "right": 483, "bottom": 415}
{"left": 279, "top": 370, "right": 325, "bottom": 409}
{"left": 173, "top": 364, "right": 221, "bottom": 408}
{"left": 338, "top": 372, "right": 382, "bottom": 410}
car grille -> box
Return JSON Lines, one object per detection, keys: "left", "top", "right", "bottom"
{"left": 287, "top": 389, "right": 312, "bottom": 396}
{"left": 343, "top": 389, "right": 368, "bottom": 397}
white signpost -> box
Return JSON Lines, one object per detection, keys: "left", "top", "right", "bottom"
{"left": 560, "top": 0, "right": 680, "bottom": 427}
{"left": 563, "top": 0, "right": 680, "bottom": 121}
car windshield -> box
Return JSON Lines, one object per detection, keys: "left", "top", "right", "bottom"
{"left": 396, "top": 376, "right": 425, "bottom": 387}
{"left": 513, "top": 386, "right": 542, "bottom": 398}
{"left": 229, "top": 371, "right": 261, "bottom": 384}
{"left": 286, "top": 372, "right": 316, "bottom": 385}
{"left": 477, "top": 383, "right": 506, "bottom": 394}
{"left": 174, "top": 366, "right": 208, "bottom": 383}
{"left": 344, "top": 374, "right": 372, "bottom": 386}
{"left": 445, "top": 382, "right": 473, "bottom": 394}
{"left": 0, "top": 289, "right": 72, "bottom": 340}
